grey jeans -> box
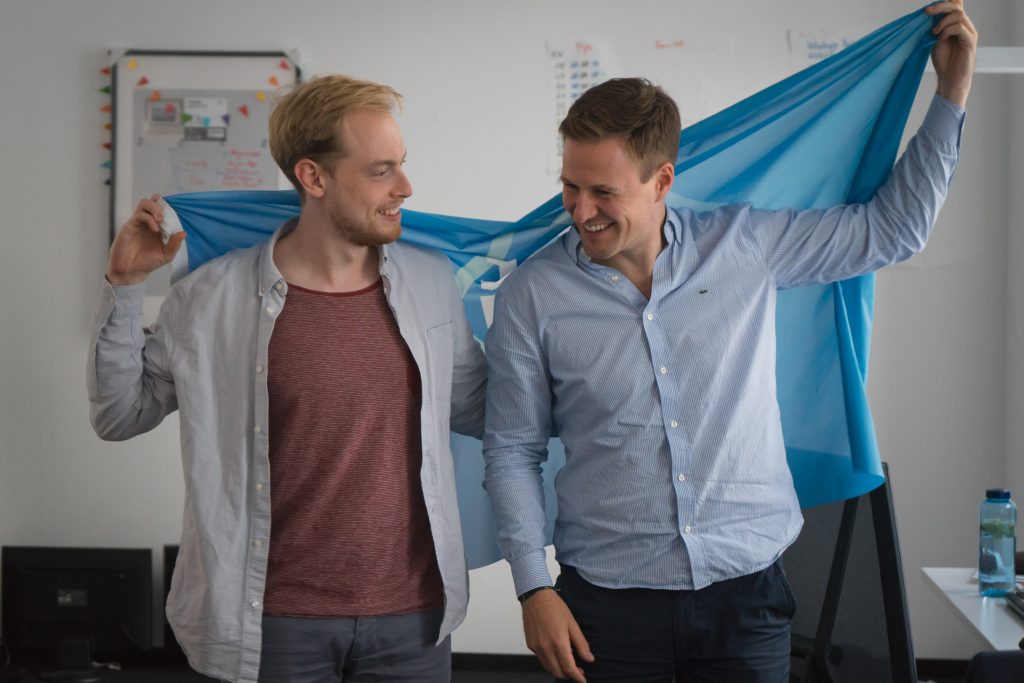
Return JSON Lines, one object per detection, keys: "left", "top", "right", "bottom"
{"left": 257, "top": 608, "right": 450, "bottom": 682}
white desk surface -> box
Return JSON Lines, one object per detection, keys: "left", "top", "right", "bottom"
{"left": 922, "top": 567, "right": 1024, "bottom": 652}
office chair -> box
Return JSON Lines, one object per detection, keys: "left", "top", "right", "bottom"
{"left": 784, "top": 462, "right": 916, "bottom": 683}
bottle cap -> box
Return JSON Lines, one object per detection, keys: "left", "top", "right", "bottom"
{"left": 986, "top": 488, "right": 1011, "bottom": 499}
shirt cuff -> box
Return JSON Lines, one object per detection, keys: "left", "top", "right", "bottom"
{"left": 509, "top": 549, "right": 553, "bottom": 598}
{"left": 102, "top": 278, "right": 146, "bottom": 320}
{"left": 922, "top": 93, "right": 966, "bottom": 147}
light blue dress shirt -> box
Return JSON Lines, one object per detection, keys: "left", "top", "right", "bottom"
{"left": 483, "top": 95, "right": 964, "bottom": 597}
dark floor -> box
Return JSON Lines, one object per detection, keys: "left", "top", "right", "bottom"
{"left": 453, "top": 672, "right": 549, "bottom": 682}
{"left": 0, "top": 656, "right": 969, "bottom": 682}
{"left": 0, "top": 657, "right": 552, "bottom": 682}
{"left": 452, "top": 654, "right": 548, "bottom": 682}
{"left": 0, "top": 667, "right": 548, "bottom": 683}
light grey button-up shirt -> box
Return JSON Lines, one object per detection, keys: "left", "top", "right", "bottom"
{"left": 87, "top": 222, "right": 486, "bottom": 683}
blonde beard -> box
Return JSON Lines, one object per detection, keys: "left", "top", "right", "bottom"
{"left": 328, "top": 209, "right": 402, "bottom": 247}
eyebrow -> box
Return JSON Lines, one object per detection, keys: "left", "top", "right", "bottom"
{"left": 370, "top": 152, "right": 408, "bottom": 168}
{"left": 560, "top": 176, "right": 619, "bottom": 193}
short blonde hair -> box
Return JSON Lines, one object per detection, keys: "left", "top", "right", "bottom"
{"left": 269, "top": 74, "right": 402, "bottom": 196}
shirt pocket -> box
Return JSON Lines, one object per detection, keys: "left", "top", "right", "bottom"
{"left": 426, "top": 320, "right": 454, "bottom": 402}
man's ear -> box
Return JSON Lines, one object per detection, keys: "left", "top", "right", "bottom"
{"left": 295, "top": 159, "right": 327, "bottom": 199}
{"left": 652, "top": 161, "right": 675, "bottom": 202}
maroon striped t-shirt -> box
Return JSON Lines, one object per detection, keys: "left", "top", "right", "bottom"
{"left": 262, "top": 279, "right": 443, "bottom": 617}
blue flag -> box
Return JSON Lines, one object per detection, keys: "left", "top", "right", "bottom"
{"left": 164, "top": 8, "right": 937, "bottom": 569}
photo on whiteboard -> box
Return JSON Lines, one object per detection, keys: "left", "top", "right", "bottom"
{"left": 147, "top": 99, "right": 182, "bottom": 125}
{"left": 183, "top": 96, "right": 229, "bottom": 141}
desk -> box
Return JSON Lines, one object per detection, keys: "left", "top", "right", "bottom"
{"left": 922, "top": 567, "right": 1024, "bottom": 651}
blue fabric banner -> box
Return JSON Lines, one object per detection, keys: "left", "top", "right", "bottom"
{"left": 164, "top": 8, "right": 937, "bottom": 569}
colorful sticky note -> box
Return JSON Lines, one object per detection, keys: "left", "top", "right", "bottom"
{"left": 238, "top": 104, "right": 250, "bottom": 118}
{"left": 165, "top": 103, "right": 175, "bottom": 114}
{"left": 255, "top": 91, "right": 267, "bottom": 102}
{"left": 182, "top": 113, "right": 193, "bottom": 124}
{"left": 222, "top": 114, "right": 230, "bottom": 126}
{"left": 100, "top": 160, "right": 112, "bottom": 169}
{"left": 102, "top": 142, "right": 112, "bottom": 150}
{"left": 268, "top": 75, "right": 279, "bottom": 87}
{"left": 99, "top": 86, "right": 111, "bottom": 94}
{"left": 100, "top": 66, "right": 111, "bottom": 75}
{"left": 103, "top": 122, "right": 112, "bottom": 131}
{"left": 150, "top": 91, "right": 161, "bottom": 102}
{"left": 127, "top": 58, "right": 138, "bottom": 70}
{"left": 137, "top": 76, "right": 149, "bottom": 87}
{"left": 100, "top": 104, "right": 112, "bottom": 113}
{"left": 279, "top": 59, "right": 290, "bottom": 70}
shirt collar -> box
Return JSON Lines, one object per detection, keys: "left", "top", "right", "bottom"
{"left": 257, "top": 218, "right": 295, "bottom": 296}
{"left": 257, "top": 218, "right": 392, "bottom": 296}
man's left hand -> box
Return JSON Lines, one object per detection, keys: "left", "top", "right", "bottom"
{"left": 925, "top": 0, "right": 978, "bottom": 108}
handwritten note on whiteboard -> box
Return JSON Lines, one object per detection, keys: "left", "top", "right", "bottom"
{"left": 788, "top": 26, "right": 868, "bottom": 69}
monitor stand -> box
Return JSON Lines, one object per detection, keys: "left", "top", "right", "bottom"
{"left": 38, "top": 639, "right": 102, "bottom": 683}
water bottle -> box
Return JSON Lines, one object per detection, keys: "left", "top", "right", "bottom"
{"left": 979, "top": 488, "right": 1017, "bottom": 597}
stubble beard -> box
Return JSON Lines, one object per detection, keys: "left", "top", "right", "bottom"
{"left": 328, "top": 207, "right": 401, "bottom": 247}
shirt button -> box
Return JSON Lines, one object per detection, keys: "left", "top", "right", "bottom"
{"left": 275, "top": 282, "right": 284, "bottom": 292}
{"left": 255, "top": 482, "right": 264, "bottom": 491}
{"left": 255, "top": 365, "right": 264, "bottom": 374}
{"left": 660, "top": 366, "right": 668, "bottom": 375}
{"left": 646, "top": 313, "right": 654, "bottom": 321}
{"left": 250, "top": 601, "right": 259, "bottom": 609}
{"left": 677, "top": 473, "right": 686, "bottom": 482}
{"left": 253, "top": 540, "right": 262, "bottom": 548}
{"left": 684, "top": 525, "right": 692, "bottom": 534}
{"left": 670, "top": 420, "right": 679, "bottom": 429}
{"left": 265, "top": 306, "right": 275, "bottom": 315}
{"left": 254, "top": 425, "right": 262, "bottom": 434}
{"left": 611, "top": 275, "right": 619, "bottom": 282}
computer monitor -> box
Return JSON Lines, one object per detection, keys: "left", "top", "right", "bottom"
{"left": 1, "top": 546, "right": 153, "bottom": 666}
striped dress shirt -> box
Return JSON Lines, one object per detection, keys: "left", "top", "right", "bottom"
{"left": 483, "top": 95, "right": 964, "bottom": 597}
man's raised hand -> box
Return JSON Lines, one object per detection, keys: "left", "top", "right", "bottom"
{"left": 106, "top": 195, "right": 186, "bottom": 286}
{"left": 926, "top": 0, "right": 978, "bottom": 108}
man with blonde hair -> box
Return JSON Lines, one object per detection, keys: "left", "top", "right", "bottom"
{"left": 88, "top": 75, "right": 485, "bottom": 682}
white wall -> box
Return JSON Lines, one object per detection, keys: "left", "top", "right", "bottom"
{"left": 1006, "top": 0, "right": 1024, "bottom": 530}
{"left": 0, "top": 0, "right": 1016, "bottom": 661}
{"left": 870, "top": 73, "right": 1012, "bottom": 659}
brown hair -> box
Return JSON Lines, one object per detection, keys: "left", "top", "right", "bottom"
{"left": 268, "top": 74, "right": 402, "bottom": 196}
{"left": 558, "top": 77, "right": 680, "bottom": 180}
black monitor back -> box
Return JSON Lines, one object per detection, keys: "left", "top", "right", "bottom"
{"left": 1, "top": 546, "right": 153, "bottom": 661}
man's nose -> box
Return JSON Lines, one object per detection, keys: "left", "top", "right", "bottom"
{"left": 394, "top": 169, "right": 413, "bottom": 198}
{"left": 572, "top": 193, "right": 595, "bottom": 225}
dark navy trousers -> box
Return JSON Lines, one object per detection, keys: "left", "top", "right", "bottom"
{"left": 556, "top": 560, "right": 795, "bottom": 682}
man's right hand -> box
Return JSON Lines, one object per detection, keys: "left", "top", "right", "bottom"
{"left": 106, "top": 195, "right": 186, "bottom": 286}
{"left": 522, "top": 588, "right": 595, "bottom": 683}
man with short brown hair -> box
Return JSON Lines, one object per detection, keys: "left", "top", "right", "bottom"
{"left": 88, "top": 75, "right": 485, "bottom": 683}
{"left": 483, "top": 3, "right": 977, "bottom": 681}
